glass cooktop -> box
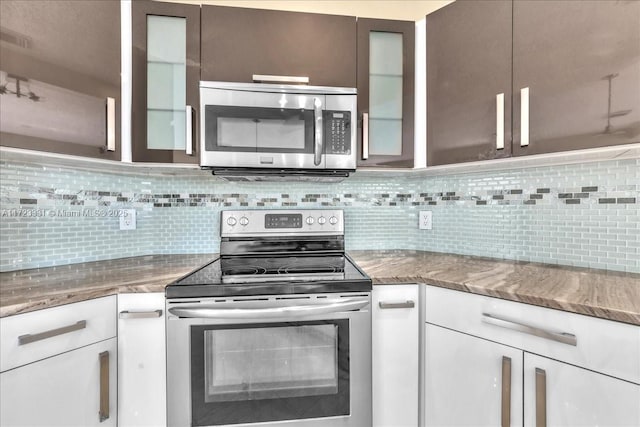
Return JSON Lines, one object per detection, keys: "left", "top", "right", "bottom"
{"left": 166, "top": 254, "right": 371, "bottom": 298}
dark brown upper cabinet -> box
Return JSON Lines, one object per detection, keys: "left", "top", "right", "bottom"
{"left": 426, "top": 0, "right": 512, "bottom": 166}
{"left": 131, "top": 0, "right": 200, "bottom": 163}
{"left": 0, "top": 0, "right": 121, "bottom": 160}
{"left": 427, "top": 0, "right": 640, "bottom": 166}
{"left": 201, "top": 6, "right": 356, "bottom": 88}
{"left": 511, "top": 0, "right": 640, "bottom": 156}
{"left": 357, "top": 19, "right": 415, "bottom": 168}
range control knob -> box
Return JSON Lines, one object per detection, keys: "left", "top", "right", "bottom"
{"left": 317, "top": 216, "right": 326, "bottom": 225}
{"left": 226, "top": 217, "right": 237, "bottom": 226}
{"left": 239, "top": 216, "right": 249, "bottom": 226}
{"left": 305, "top": 216, "right": 315, "bottom": 225}
{"left": 329, "top": 216, "right": 338, "bottom": 225}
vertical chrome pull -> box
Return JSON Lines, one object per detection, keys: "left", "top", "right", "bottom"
{"left": 106, "top": 97, "right": 116, "bottom": 152}
{"left": 99, "top": 351, "right": 110, "bottom": 422}
{"left": 501, "top": 356, "right": 511, "bottom": 427}
{"left": 313, "top": 97, "right": 323, "bottom": 166}
{"left": 520, "top": 87, "right": 530, "bottom": 147}
{"left": 185, "top": 105, "right": 194, "bottom": 156}
{"left": 535, "top": 367, "right": 546, "bottom": 427}
{"left": 362, "top": 112, "right": 369, "bottom": 160}
{"left": 496, "top": 93, "right": 505, "bottom": 150}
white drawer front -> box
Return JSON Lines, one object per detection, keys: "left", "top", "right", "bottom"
{"left": 1, "top": 296, "right": 117, "bottom": 372}
{"left": 424, "top": 286, "right": 640, "bottom": 384}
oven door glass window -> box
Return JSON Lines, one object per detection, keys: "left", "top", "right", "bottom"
{"left": 204, "top": 106, "right": 314, "bottom": 153}
{"left": 191, "top": 320, "right": 349, "bottom": 426}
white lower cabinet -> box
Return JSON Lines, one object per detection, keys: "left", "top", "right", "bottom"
{"left": 0, "top": 296, "right": 117, "bottom": 427}
{"left": 117, "top": 292, "right": 167, "bottom": 427}
{"left": 373, "top": 284, "right": 420, "bottom": 427}
{"left": 423, "top": 285, "right": 640, "bottom": 427}
{"left": 524, "top": 353, "right": 640, "bottom": 426}
{"left": 424, "top": 324, "right": 523, "bottom": 426}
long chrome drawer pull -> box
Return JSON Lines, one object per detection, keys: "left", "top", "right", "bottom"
{"left": 496, "top": 93, "right": 505, "bottom": 150}
{"left": 482, "top": 313, "right": 577, "bottom": 346}
{"left": 362, "top": 112, "right": 370, "bottom": 160}
{"left": 99, "top": 351, "right": 110, "bottom": 422}
{"left": 501, "top": 356, "right": 511, "bottom": 427}
{"left": 18, "top": 320, "right": 87, "bottom": 346}
{"left": 379, "top": 300, "right": 415, "bottom": 309}
{"left": 252, "top": 74, "right": 309, "bottom": 84}
{"left": 169, "top": 298, "right": 368, "bottom": 319}
{"left": 106, "top": 97, "right": 116, "bottom": 152}
{"left": 535, "top": 368, "right": 546, "bottom": 427}
{"left": 119, "top": 310, "right": 162, "bottom": 319}
{"left": 520, "top": 87, "right": 530, "bottom": 147}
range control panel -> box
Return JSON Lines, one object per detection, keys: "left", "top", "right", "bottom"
{"left": 221, "top": 209, "right": 344, "bottom": 236}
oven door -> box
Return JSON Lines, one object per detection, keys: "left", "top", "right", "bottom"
{"left": 200, "top": 87, "right": 326, "bottom": 169}
{"left": 167, "top": 294, "right": 371, "bottom": 427}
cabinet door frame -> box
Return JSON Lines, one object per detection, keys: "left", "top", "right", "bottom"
{"left": 0, "top": 0, "right": 121, "bottom": 161}
{"left": 357, "top": 18, "right": 415, "bottom": 168}
{"left": 131, "top": 0, "right": 200, "bottom": 163}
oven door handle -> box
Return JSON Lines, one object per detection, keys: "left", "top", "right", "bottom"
{"left": 168, "top": 298, "right": 368, "bottom": 319}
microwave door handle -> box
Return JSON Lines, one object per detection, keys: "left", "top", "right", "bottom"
{"left": 313, "top": 97, "right": 323, "bottom": 166}
{"left": 168, "top": 298, "right": 368, "bottom": 319}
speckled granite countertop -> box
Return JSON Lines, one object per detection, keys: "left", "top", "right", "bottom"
{"left": 349, "top": 250, "right": 640, "bottom": 326}
{"left": 1, "top": 251, "right": 639, "bottom": 325}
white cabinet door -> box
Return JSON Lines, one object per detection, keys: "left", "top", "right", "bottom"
{"left": 117, "top": 293, "right": 167, "bottom": 427}
{"left": 524, "top": 353, "right": 640, "bottom": 427}
{"left": 0, "top": 337, "right": 117, "bottom": 427}
{"left": 424, "top": 323, "right": 524, "bottom": 426}
{"left": 373, "top": 284, "right": 420, "bottom": 427}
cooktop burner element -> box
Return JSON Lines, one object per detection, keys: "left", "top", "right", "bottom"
{"left": 166, "top": 209, "right": 371, "bottom": 298}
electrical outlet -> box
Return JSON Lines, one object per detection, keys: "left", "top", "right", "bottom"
{"left": 119, "top": 209, "right": 136, "bottom": 230}
{"left": 419, "top": 210, "right": 432, "bottom": 230}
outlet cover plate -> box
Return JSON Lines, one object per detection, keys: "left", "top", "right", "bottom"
{"left": 419, "top": 210, "right": 432, "bottom": 230}
{"left": 119, "top": 209, "right": 136, "bottom": 230}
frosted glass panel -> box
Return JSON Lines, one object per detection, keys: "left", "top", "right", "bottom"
{"left": 370, "top": 75, "right": 402, "bottom": 119}
{"left": 369, "top": 31, "right": 404, "bottom": 156}
{"left": 147, "top": 15, "right": 187, "bottom": 150}
{"left": 147, "top": 16, "right": 186, "bottom": 63}
{"left": 147, "top": 63, "right": 186, "bottom": 110}
{"left": 147, "top": 110, "right": 185, "bottom": 150}
{"left": 370, "top": 119, "right": 402, "bottom": 156}
{"left": 370, "top": 32, "right": 403, "bottom": 76}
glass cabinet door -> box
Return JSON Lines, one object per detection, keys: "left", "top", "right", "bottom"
{"left": 132, "top": 1, "right": 200, "bottom": 163}
{"left": 357, "top": 19, "right": 414, "bottom": 168}
{"left": 0, "top": 0, "right": 120, "bottom": 160}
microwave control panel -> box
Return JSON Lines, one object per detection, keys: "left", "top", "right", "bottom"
{"left": 323, "top": 111, "right": 351, "bottom": 155}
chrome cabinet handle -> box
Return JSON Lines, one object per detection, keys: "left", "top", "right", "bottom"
{"left": 185, "top": 105, "right": 194, "bottom": 156}
{"left": 520, "top": 87, "right": 530, "bottom": 147}
{"left": 362, "top": 112, "right": 369, "bottom": 160}
{"left": 119, "top": 310, "right": 162, "bottom": 319}
{"left": 313, "top": 97, "right": 323, "bottom": 166}
{"left": 99, "top": 351, "right": 110, "bottom": 422}
{"left": 501, "top": 356, "right": 511, "bottom": 427}
{"left": 169, "top": 298, "right": 368, "bottom": 319}
{"left": 535, "top": 368, "right": 546, "bottom": 427}
{"left": 482, "top": 313, "right": 577, "bottom": 346}
{"left": 18, "top": 320, "right": 87, "bottom": 346}
{"left": 378, "top": 300, "right": 415, "bottom": 309}
{"left": 496, "top": 93, "right": 505, "bottom": 150}
{"left": 252, "top": 74, "right": 309, "bottom": 84}
{"left": 106, "top": 97, "right": 116, "bottom": 152}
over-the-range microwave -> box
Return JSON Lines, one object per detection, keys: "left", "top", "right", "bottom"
{"left": 199, "top": 81, "right": 357, "bottom": 181}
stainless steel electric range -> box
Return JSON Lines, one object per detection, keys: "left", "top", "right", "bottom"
{"left": 166, "top": 209, "right": 372, "bottom": 427}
